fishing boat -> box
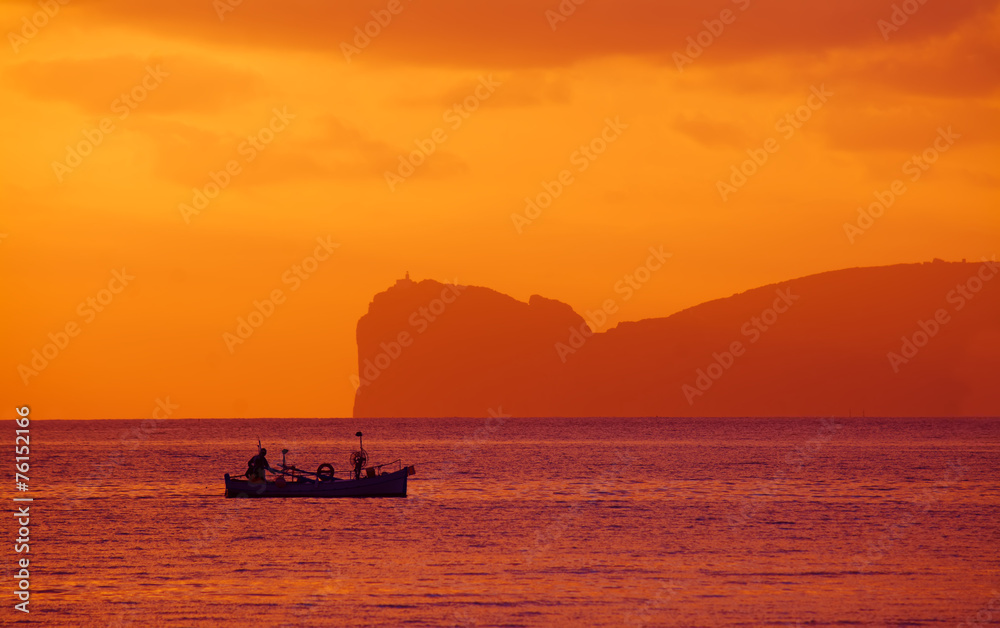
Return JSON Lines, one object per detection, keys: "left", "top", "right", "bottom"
{"left": 224, "top": 431, "right": 414, "bottom": 498}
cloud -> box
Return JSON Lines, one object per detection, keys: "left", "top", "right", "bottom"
{"left": 70, "top": 0, "right": 999, "bottom": 71}
{"left": 2, "top": 55, "right": 262, "bottom": 115}
{"left": 135, "top": 113, "right": 468, "bottom": 188}
{"left": 405, "top": 71, "right": 572, "bottom": 109}
{"left": 674, "top": 114, "right": 753, "bottom": 149}
{"left": 821, "top": 99, "right": 1000, "bottom": 154}
{"left": 850, "top": 23, "right": 1000, "bottom": 97}
{"left": 132, "top": 115, "right": 383, "bottom": 187}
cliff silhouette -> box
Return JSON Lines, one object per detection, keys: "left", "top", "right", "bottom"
{"left": 353, "top": 261, "right": 1000, "bottom": 417}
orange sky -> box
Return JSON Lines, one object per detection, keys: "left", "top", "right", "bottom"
{"left": 1, "top": 0, "right": 998, "bottom": 419}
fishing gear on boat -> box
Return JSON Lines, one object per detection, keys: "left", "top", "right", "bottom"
{"left": 351, "top": 431, "right": 368, "bottom": 479}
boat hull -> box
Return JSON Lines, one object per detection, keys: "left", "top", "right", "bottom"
{"left": 224, "top": 467, "right": 408, "bottom": 498}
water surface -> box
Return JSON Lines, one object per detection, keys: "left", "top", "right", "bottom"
{"left": 12, "top": 417, "right": 1000, "bottom": 626}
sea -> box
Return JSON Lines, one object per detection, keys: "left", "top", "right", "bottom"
{"left": 7, "top": 417, "right": 999, "bottom": 627}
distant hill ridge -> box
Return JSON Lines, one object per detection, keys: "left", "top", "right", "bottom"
{"left": 352, "top": 260, "right": 1000, "bottom": 417}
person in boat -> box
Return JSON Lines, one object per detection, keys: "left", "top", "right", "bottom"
{"left": 246, "top": 448, "right": 275, "bottom": 481}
